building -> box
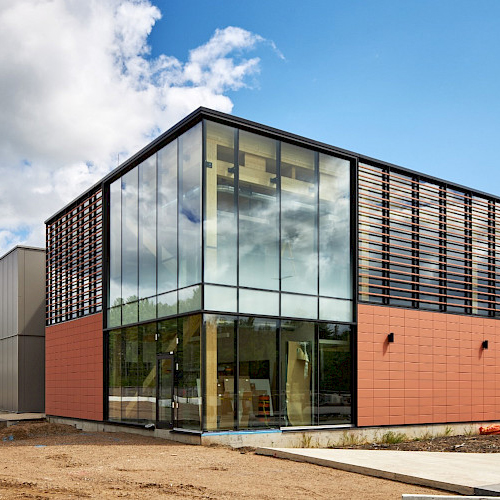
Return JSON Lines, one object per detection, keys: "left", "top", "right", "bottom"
{"left": 0, "top": 246, "right": 45, "bottom": 413}
{"left": 45, "top": 107, "right": 500, "bottom": 439}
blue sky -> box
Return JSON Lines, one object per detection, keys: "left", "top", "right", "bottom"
{"left": 0, "top": 0, "right": 499, "bottom": 253}
{"left": 150, "top": 0, "right": 500, "bottom": 194}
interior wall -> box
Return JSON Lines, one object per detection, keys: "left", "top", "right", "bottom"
{"left": 357, "top": 304, "right": 500, "bottom": 426}
{"left": 45, "top": 313, "right": 103, "bottom": 420}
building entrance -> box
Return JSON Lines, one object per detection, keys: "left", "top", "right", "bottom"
{"left": 156, "top": 353, "right": 175, "bottom": 428}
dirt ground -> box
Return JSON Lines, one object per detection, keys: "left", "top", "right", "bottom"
{"left": 0, "top": 422, "right": 447, "bottom": 499}
{"left": 331, "top": 431, "right": 500, "bottom": 453}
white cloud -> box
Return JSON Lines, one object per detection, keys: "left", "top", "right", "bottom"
{"left": 0, "top": 0, "right": 274, "bottom": 254}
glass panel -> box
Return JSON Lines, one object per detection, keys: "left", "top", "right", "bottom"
{"left": 122, "top": 302, "right": 139, "bottom": 325}
{"left": 238, "top": 131, "right": 279, "bottom": 290}
{"left": 317, "top": 324, "right": 351, "bottom": 424}
{"left": 157, "top": 140, "right": 178, "bottom": 294}
{"left": 205, "top": 315, "right": 235, "bottom": 431}
{"left": 122, "top": 326, "right": 139, "bottom": 422}
{"left": 204, "top": 285, "right": 237, "bottom": 313}
{"left": 121, "top": 168, "right": 139, "bottom": 302}
{"left": 158, "top": 317, "right": 177, "bottom": 354}
{"left": 122, "top": 300, "right": 138, "bottom": 325}
{"left": 205, "top": 121, "right": 237, "bottom": 286}
{"left": 138, "top": 323, "right": 156, "bottom": 422}
{"left": 239, "top": 288, "right": 279, "bottom": 316}
{"left": 280, "top": 143, "right": 317, "bottom": 295}
{"left": 107, "top": 306, "right": 121, "bottom": 328}
{"left": 281, "top": 320, "right": 315, "bottom": 427}
{"left": 138, "top": 156, "right": 157, "bottom": 299}
{"left": 109, "top": 180, "right": 122, "bottom": 308}
{"left": 177, "top": 315, "right": 202, "bottom": 430}
{"left": 281, "top": 293, "right": 317, "bottom": 320}
{"left": 158, "top": 356, "right": 174, "bottom": 426}
{"left": 319, "top": 297, "right": 353, "bottom": 322}
{"left": 139, "top": 296, "right": 156, "bottom": 322}
{"left": 108, "top": 329, "right": 122, "bottom": 421}
{"left": 178, "top": 285, "right": 201, "bottom": 314}
{"left": 238, "top": 317, "right": 279, "bottom": 429}
{"left": 157, "top": 291, "right": 177, "bottom": 318}
{"left": 178, "top": 123, "right": 202, "bottom": 288}
{"left": 320, "top": 154, "right": 351, "bottom": 298}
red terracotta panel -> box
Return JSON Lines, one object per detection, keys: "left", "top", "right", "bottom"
{"left": 45, "top": 313, "right": 103, "bottom": 421}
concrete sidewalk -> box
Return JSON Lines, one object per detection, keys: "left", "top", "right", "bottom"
{"left": 0, "top": 412, "right": 45, "bottom": 428}
{"left": 256, "top": 447, "right": 500, "bottom": 496}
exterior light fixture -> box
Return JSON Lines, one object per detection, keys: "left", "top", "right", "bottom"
{"left": 387, "top": 332, "right": 394, "bottom": 343}
{"left": 482, "top": 340, "right": 489, "bottom": 349}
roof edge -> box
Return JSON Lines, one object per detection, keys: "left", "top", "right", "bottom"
{"left": 0, "top": 245, "right": 45, "bottom": 262}
{"left": 45, "top": 106, "right": 500, "bottom": 225}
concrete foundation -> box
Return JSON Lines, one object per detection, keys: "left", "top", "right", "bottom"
{"left": 47, "top": 416, "right": 500, "bottom": 449}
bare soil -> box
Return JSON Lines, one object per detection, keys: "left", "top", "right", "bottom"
{"left": 332, "top": 432, "right": 500, "bottom": 453}
{"left": 0, "top": 421, "right": 446, "bottom": 499}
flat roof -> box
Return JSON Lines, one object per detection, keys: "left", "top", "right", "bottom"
{"left": 46, "top": 106, "right": 500, "bottom": 224}
{"left": 0, "top": 245, "right": 45, "bottom": 262}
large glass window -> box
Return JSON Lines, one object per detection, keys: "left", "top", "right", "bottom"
{"left": 178, "top": 123, "right": 202, "bottom": 288}
{"left": 238, "top": 317, "right": 279, "bottom": 429}
{"left": 109, "top": 181, "right": 122, "bottom": 310}
{"left": 121, "top": 169, "right": 139, "bottom": 303}
{"left": 177, "top": 314, "right": 202, "bottom": 430}
{"left": 317, "top": 323, "right": 351, "bottom": 424}
{"left": 138, "top": 157, "right": 157, "bottom": 300}
{"left": 122, "top": 326, "right": 139, "bottom": 421}
{"left": 281, "top": 143, "right": 317, "bottom": 295}
{"left": 138, "top": 323, "right": 156, "bottom": 422}
{"left": 205, "top": 315, "right": 235, "bottom": 431}
{"left": 281, "top": 320, "right": 315, "bottom": 427}
{"left": 238, "top": 131, "right": 279, "bottom": 290}
{"left": 157, "top": 141, "right": 178, "bottom": 295}
{"left": 319, "top": 154, "right": 351, "bottom": 299}
{"left": 204, "top": 122, "right": 237, "bottom": 286}
{"left": 108, "top": 330, "right": 122, "bottom": 421}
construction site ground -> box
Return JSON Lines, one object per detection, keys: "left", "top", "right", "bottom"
{"left": 0, "top": 421, "right": 448, "bottom": 499}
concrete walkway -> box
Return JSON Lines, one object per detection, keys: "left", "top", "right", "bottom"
{"left": 256, "top": 448, "right": 500, "bottom": 496}
{"left": 0, "top": 412, "right": 45, "bottom": 428}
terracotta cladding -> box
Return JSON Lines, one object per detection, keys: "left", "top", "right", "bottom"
{"left": 358, "top": 304, "right": 500, "bottom": 427}
{"left": 45, "top": 313, "right": 103, "bottom": 421}
{"left": 46, "top": 189, "right": 103, "bottom": 324}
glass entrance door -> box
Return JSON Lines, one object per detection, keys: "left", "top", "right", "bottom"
{"left": 156, "top": 353, "right": 175, "bottom": 428}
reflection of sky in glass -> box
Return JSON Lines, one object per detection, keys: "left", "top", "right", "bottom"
{"left": 109, "top": 179, "right": 121, "bottom": 306}
{"left": 238, "top": 130, "right": 279, "bottom": 291}
{"left": 121, "top": 168, "right": 138, "bottom": 301}
{"left": 178, "top": 124, "right": 202, "bottom": 288}
{"left": 107, "top": 120, "right": 356, "bottom": 325}
{"left": 281, "top": 142, "right": 316, "bottom": 295}
{"left": 204, "top": 121, "right": 237, "bottom": 286}
{"left": 138, "top": 156, "right": 157, "bottom": 299}
{"left": 319, "top": 154, "right": 351, "bottom": 299}
{"left": 158, "top": 140, "right": 177, "bottom": 294}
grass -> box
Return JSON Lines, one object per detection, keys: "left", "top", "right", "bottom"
{"left": 379, "top": 431, "right": 408, "bottom": 444}
{"left": 336, "top": 431, "right": 367, "bottom": 447}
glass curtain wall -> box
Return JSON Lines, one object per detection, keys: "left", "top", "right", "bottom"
{"left": 108, "top": 313, "right": 202, "bottom": 428}
{"left": 107, "top": 118, "right": 353, "bottom": 431}
{"left": 203, "top": 315, "right": 351, "bottom": 431}
{"left": 107, "top": 123, "right": 201, "bottom": 328}
{"left": 204, "top": 120, "right": 353, "bottom": 322}
{"left": 238, "top": 131, "right": 280, "bottom": 292}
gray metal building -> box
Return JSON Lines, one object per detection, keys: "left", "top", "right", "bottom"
{"left": 0, "top": 246, "right": 45, "bottom": 412}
